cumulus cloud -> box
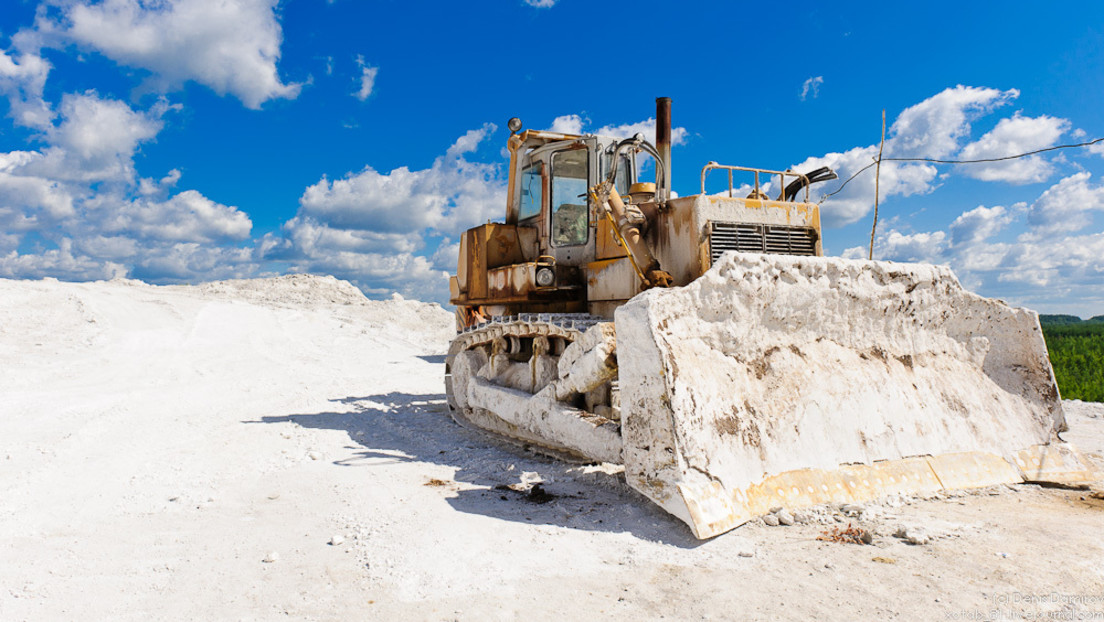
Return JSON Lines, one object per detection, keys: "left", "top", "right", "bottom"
{"left": 295, "top": 123, "right": 502, "bottom": 238}
{"left": 876, "top": 230, "right": 947, "bottom": 263}
{"left": 800, "top": 76, "right": 823, "bottom": 101}
{"left": 33, "top": 0, "right": 300, "bottom": 109}
{"left": 871, "top": 174, "right": 1104, "bottom": 314}
{"left": 29, "top": 91, "right": 170, "bottom": 183}
{"left": 353, "top": 55, "right": 377, "bottom": 101}
{"left": 100, "top": 190, "right": 253, "bottom": 243}
{"left": 0, "top": 237, "right": 128, "bottom": 281}
{"left": 802, "top": 86, "right": 1055, "bottom": 228}
{"left": 956, "top": 114, "right": 1069, "bottom": 183}
{"left": 268, "top": 124, "right": 507, "bottom": 301}
{"left": 792, "top": 146, "right": 937, "bottom": 227}
{"left": 0, "top": 91, "right": 257, "bottom": 283}
{"left": 549, "top": 114, "right": 584, "bottom": 134}
{"left": 886, "top": 85, "right": 1017, "bottom": 159}
{"left": 545, "top": 114, "right": 689, "bottom": 145}
{"left": 1024, "top": 172, "right": 1104, "bottom": 236}
{"left": 0, "top": 49, "right": 53, "bottom": 128}
{"left": 949, "top": 204, "right": 1016, "bottom": 247}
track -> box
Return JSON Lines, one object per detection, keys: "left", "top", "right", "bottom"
{"left": 445, "top": 313, "right": 619, "bottom": 463}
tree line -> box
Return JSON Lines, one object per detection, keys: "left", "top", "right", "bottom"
{"left": 1040, "top": 315, "right": 1104, "bottom": 403}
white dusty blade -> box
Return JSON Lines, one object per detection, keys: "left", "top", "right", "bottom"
{"left": 616, "top": 253, "right": 1098, "bottom": 539}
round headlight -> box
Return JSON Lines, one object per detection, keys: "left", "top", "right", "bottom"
{"left": 535, "top": 267, "right": 555, "bottom": 287}
{"left": 508, "top": 117, "right": 523, "bottom": 133}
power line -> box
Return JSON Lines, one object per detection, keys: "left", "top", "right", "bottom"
{"left": 820, "top": 136, "right": 1104, "bottom": 201}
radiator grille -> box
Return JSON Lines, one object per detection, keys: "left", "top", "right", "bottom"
{"left": 709, "top": 222, "right": 818, "bottom": 264}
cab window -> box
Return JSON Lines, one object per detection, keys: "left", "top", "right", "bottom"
{"left": 602, "top": 153, "right": 633, "bottom": 196}
{"left": 550, "top": 149, "right": 589, "bottom": 246}
{"left": 518, "top": 162, "right": 543, "bottom": 221}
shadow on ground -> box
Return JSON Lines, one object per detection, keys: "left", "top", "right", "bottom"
{"left": 258, "top": 391, "right": 703, "bottom": 547}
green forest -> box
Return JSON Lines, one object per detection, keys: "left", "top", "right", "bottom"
{"left": 1039, "top": 315, "right": 1104, "bottom": 402}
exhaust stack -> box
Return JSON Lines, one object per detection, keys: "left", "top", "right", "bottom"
{"left": 656, "top": 97, "right": 672, "bottom": 201}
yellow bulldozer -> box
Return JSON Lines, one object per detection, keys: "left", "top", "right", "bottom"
{"left": 446, "top": 98, "right": 1097, "bottom": 539}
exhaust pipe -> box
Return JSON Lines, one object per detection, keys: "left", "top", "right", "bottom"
{"left": 656, "top": 97, "right": 672, "bottom": 201}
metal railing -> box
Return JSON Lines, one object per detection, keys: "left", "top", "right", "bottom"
{"left": 700, "top": 162, "right": 811, "bottom": 202}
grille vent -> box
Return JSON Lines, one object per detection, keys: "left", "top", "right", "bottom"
{"left": 709, "top": 222, "right": 818, "bottom": 264}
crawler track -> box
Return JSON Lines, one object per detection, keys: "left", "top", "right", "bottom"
{"left": 445, "top": 313, "right": 616, "bottom": 462}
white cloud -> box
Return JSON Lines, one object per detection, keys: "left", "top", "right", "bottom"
{"left": 546, "top": 114, "right": 689, "bottom": 145}
{"left": 792, "top": 146, "right": 938, "bottom": 227}
{"left": 800, "top": 76, "right": 823, "bottom": 101}
{"left": 549, "top": 114, "right": 584, "bottom": 134}
{"left": 868, "top": 175, "right": 1104, "bottom": 315}
{"left": 876, "top": 229, "right": 947, "bottom": 263}
{"left": 841, "top": 246, "right": 867, "bottom": 260}
{"left": 596, "top": 118, "right": 689, "bottom": 146}
{"left": 281, "top": 216, "right": 421, "bottom": 255}
{"left": 956, "top": 114, "right": 1069, "bottom": 183}
{"left": 0, "top": 49, "right": 53, "bottom": 128}
{"left": 295, "top": 124, "right": 502, "bottom": 237}
{"left": 35, "top": 0, "right": 300, "bottom": 109}
{"left": 0, "top": 91, "right": 257, "bottom": 284}
{"left": 100, "top": 190, "right": 253, "bottom": 243}
{"left": 28, "top": 91, "right": 170, "bottom": 183}
{"left": 949, "top": 204, "right": 1015, "bottom": 247}
{"left": 1024, "top": 172, "right": 1104, "bottom": 236}
{"left": 0, "top": 237, "right": 128, "bottom": 281}
{"left": 886, "top": 85, "right": 1017, "bottom": 159}
{"left": 803, "top": 86, "right": 1026, "bottom": 228}
{"left": 524, "top": 0, "right": 558, "bottom": 7}
{"left": 354, "top": 55, "right": 377, "bottom": 101}
{"left": 269, "top": 125, "right": 507, "bottom": 300}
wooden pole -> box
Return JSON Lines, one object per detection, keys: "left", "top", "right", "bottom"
{"left": 869, "top": 109, "right": 886, "bottom": 260}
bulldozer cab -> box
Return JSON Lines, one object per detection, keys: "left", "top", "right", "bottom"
{"left": 508, "top": 131, "right": 636, "bottom": 267}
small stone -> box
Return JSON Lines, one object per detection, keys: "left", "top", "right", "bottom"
{"left": 769, "top": 506, "right": 783, "bottom": 514}
{"left": 777, "top": 510, "right": 795, "bottom": 526}
{"left": 763, "top": 514, "right": 780, "bottom": 526}
{"left": 860, "top": 530, "right": 874, "bottom": 545}
{"left": 263, "top": 551, "right": 279, "bottom": 563}
{"left": 841, "top": 503, "right": 864, "bottom": 516}
{"left": 738, "top": 550, "right": 754, "bottom": 558}
{"left": 329, "top": 535, "right": 345, "bottom": 546}
{"left": 895, "top": 526, "right": 931, "bottom": 545}
{"left": 308, "top": 451, "right": 323, "bottom": 461}
{"left": 997, "top": 551, "right": 1010, "bottom": 558}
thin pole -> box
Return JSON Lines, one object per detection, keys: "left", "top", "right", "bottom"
{"left": 869, "top": 109, "right": 886, "bottom": 260}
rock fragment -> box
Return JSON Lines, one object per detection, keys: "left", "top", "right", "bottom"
{"left": 895, "top": 525, "right": 931, "bottom": 545}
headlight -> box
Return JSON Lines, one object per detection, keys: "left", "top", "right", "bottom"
{"left": 535, "top": 266, "right": 555, "bottom": 287}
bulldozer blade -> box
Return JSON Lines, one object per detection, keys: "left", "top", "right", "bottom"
{"left": 615, "top": 253, "right": 1099, "bottom": 539}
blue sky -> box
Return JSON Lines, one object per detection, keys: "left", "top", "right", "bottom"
{"left": 2, "top": 1, "right": 1103, "bottom": 316}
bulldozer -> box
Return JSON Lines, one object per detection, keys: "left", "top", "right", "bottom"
{"left": 445, "top": 98, "right": 1098, "bottom": 539}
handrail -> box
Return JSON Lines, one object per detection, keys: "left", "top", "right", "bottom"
{"left": 700, "top": 162, "right": 811, "bottom": 202}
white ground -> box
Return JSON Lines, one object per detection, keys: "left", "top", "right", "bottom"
{"left": 1, "top": 276, "right": 1102, "bottom": 621}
